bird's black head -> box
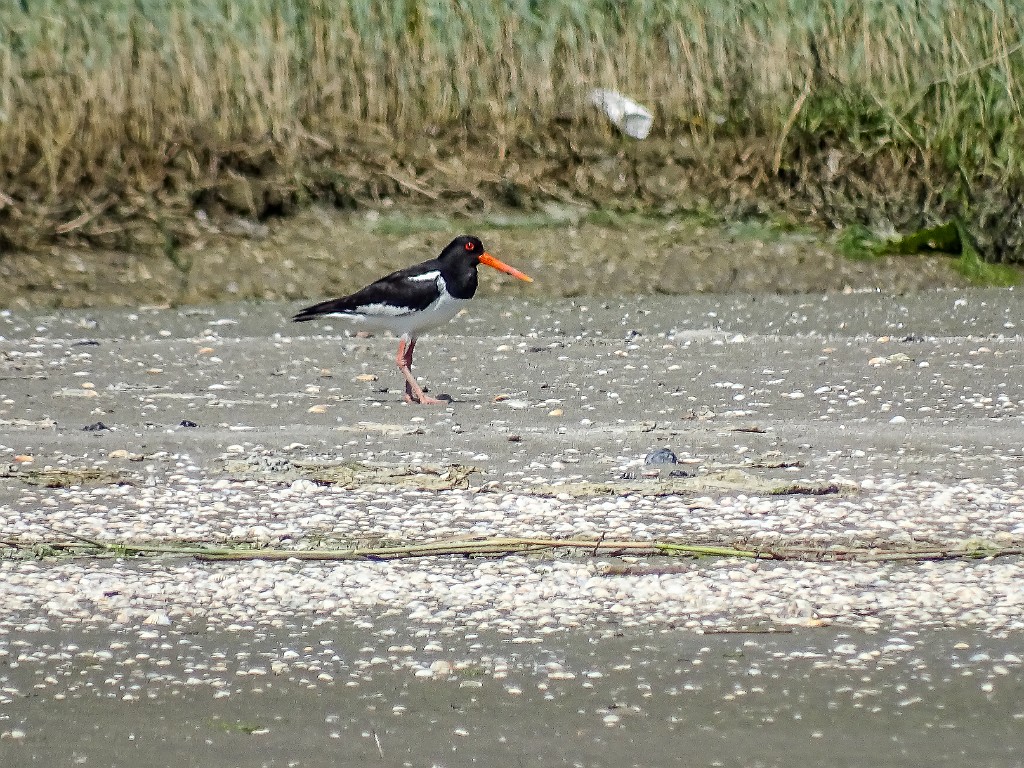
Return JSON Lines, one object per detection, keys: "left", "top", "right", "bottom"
{"left": 438, "top": 235, "right": 485, "bottom": 264}
{"left": 437, "top": 235, "right": 533, "bottom": 283}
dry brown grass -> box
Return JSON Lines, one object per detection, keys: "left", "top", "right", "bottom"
{"left": 2, "top": 2, "right": 1023, "bottom": 258}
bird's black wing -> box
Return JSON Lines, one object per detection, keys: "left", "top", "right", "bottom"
{"left": 292, "top": 262, "right": 443, "bottom": 322}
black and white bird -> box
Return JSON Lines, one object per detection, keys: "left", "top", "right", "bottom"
{"left": 292, "top": 235, "right": 533, "bottom": 404}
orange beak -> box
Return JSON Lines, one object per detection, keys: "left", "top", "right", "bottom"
{"left": 480, "top": 252, "right": 534, "bottom": 283}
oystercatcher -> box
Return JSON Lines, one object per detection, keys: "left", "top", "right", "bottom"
{"left": 293, "top": 235, "right": 533, "bottom": 404}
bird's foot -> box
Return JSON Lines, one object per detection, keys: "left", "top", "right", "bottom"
{"left": 399, "top": 361, "right": 448, "bottom": 405}
{"left": 407, "top": 393, "right": 446, "bottom": 405}
{"left": 404, "top": 381, "right": 447, "bottom": 405}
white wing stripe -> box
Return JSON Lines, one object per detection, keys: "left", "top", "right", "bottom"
{"left": 324, "top": 303, "right": 413, "bottom": 317}
{"left": 407, "top": 271, "right": 441, "bottom": 283}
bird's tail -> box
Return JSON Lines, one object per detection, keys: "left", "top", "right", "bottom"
{"left": 292, "top": 297, "right": 345, "bottom": 322}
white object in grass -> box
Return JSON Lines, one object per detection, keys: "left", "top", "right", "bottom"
{"left": 588, "top": 89, "right": 654, "bottom": 139}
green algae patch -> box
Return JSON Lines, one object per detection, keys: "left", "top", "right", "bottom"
{"left": 839, "top": 220, "right": 1019, "bottom": 287}
{"left": 221, "top": 458, "right": 478, "bottom": 491}
{"left": 1, "top": 466, "right": 124, "bottom": 488}
{"left": 526, "top": 469, "right": 847, "bottom": 499}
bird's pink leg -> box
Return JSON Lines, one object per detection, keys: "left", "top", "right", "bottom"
{"left": 395, "top": 338, "right": 444, "bottom": 405}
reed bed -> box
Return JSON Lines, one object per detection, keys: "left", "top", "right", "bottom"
{"left": 2, "top": 1, "right": 1023, "bottom": 257}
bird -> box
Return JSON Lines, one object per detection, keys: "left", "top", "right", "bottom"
{"left": 292, "top": 235, "right": 533, "bottom": 404}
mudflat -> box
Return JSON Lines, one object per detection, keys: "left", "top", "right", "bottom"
{"left": 1, "top": 290, "right": 1022, "bottom": 766}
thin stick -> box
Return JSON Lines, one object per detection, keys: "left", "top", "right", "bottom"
{"left": 2, "top": 536, "right": 1021, "bottom": 564}
{"left": 773, "top": 74, "right": 813, "bottom": 174}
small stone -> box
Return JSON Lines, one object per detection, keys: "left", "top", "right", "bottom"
{"left": 179, "top": 420, "right": 199, "bottom": 428}
{"left": 548, "top": 409, "right": 564, "bottom": 417}
{"left": 354, "top": 374, "right": 378, "bottom": 382}
{"left": 645, "top": 447, "right": 678, "bottom": 465}
{"left": 308, "top": 404, "right": 329, "bottom": 414}
{"left": 82, "top": 421, "right": 109, "bottom": 432}
{"left": 430, "top": 660, "right": 452, "bottom": 677}
{"left": 290, "top": 479, "right": 319, "bottom": 494}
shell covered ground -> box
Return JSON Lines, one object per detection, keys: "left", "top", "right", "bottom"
{"left": 2, "top": 290, "right": 1024, "bottom": 765}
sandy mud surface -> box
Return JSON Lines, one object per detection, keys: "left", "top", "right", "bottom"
{"left": 1, "top": 290, "right": 1023, "bottom": 766}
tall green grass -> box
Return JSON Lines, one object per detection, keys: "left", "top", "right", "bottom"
{"left": 2, "top": 1, "right": 1023, "bottom": 256}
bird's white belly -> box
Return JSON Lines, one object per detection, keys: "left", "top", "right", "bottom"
{"left": 330, "top": 292, "right": 469, "bottom": 339}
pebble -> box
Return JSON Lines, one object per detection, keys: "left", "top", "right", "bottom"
{"left": 644, "top": 448, "right": 678, "bottom": 465}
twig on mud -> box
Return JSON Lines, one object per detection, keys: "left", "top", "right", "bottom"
{"left": 196, "top": 537, "right": 762, "bottom": 561}
{"left": 43, "top": 525, "right": 107, "bottom": 549}
{"left": 2, "top": 535, "right": 1022, "bottom": 565}
{"left": 844, "top": 546, "right": 1024, "bottom": 562}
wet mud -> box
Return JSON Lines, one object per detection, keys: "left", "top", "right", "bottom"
{"left": 2, "top": 281, "right": 1023, "bottom": 767}
{"left": 0, "top": 206, "right": 988, "bottom": 311}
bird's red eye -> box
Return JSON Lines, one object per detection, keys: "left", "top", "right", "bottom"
{"left": 465, "top": 241, "right": 475, "bottom": 251}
